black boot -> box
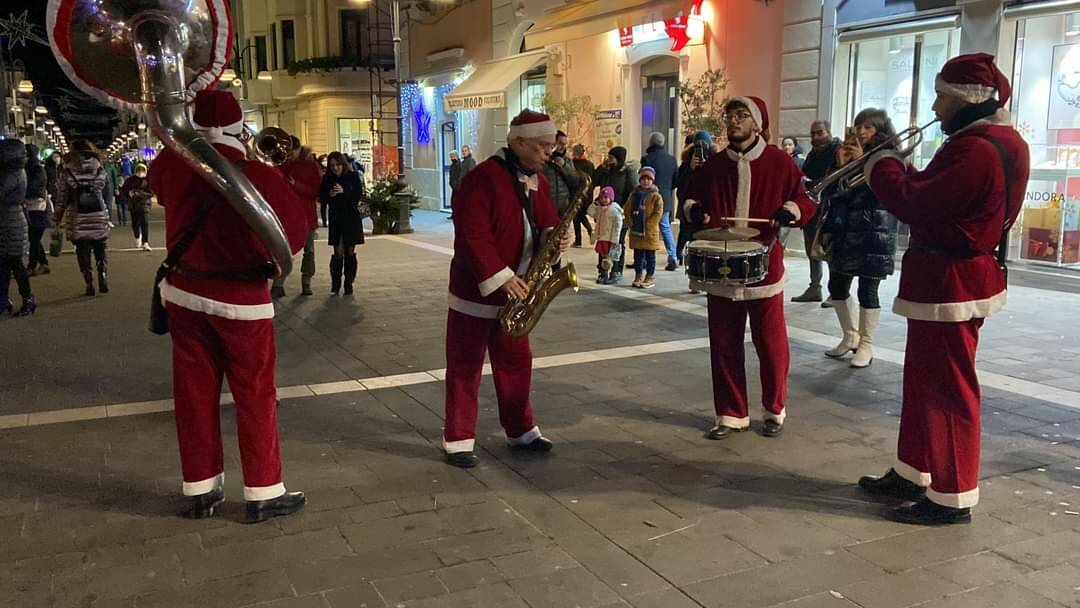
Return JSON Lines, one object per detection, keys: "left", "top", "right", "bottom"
{"left": 857, "top": 468, "right": 927, "bottom": 501}
{"left": 16, "top": 295, "right": 36, "bottom": 316}
{"left": 343, "top": 254, "right": 357, "bottom": 296}
{"left": 180, "top": 487, "right": 225, "bottom": 519}
{"left": 83, "top": 271, "right": 95, "bottom": 296}
{"left": 329, "top": 255, "right": 343, "bottom": 295}
{"left": 886, "top": 498, "right": 971, "bottom": 526}
{"left": 97, "top": 262, "right": 109, "bottom": 294}
{"left": 244, "top": 491, "right": 306, "bottom": 524}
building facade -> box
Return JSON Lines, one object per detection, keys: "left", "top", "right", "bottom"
{"left": 236, "top": 0, "right": 400, "bottom": 178}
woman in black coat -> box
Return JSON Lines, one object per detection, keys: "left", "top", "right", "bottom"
{"left": 319, "top": 151, "right": 365, "bottom": 295}
{"left": 820, "top": 108, "right": 899, "bottom": 369}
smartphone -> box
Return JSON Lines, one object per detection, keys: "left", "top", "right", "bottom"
{"left": 843, "top": 127, "right": 858, "bottom": 147}
{"left": 694, "top": 140, "right": 708, "bottom": 161}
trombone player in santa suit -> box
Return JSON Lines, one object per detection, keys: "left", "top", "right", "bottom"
{"left": 442, "top": 110, "right": 571, "bottom": 468}
{"left": 685, "top": 96, "right": 817, "bottom": 440}
{"left": 855, "top": 53, "right": 1029, "bottom": 525}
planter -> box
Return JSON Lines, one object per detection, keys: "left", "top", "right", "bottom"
{"left": 372, "top": 216, "right": 393, "bottom": 235}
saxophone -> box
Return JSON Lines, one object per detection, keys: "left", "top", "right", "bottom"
{"left": 498, "top": 172, "right": 592, "bottom": 337}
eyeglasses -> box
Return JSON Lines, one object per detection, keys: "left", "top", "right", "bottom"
{"left": 722, "top": 111, "right": 754, "bottom": 124}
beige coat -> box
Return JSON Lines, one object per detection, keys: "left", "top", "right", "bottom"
{"left": 622, "top": 187, "right": 663, "bottom": 250}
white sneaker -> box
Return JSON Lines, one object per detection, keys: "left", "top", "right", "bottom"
{"left": 142, "top": 242, "right": 153, "bottom": 252}
{"left": 134, "top": 237, "right": 142, "bottom": 249}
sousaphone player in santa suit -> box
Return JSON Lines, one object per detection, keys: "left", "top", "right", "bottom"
{"left": 442, "top": 110, "right": 570, "bottom": 468}
{"left": 148, "top": 90, "right": 314, "bottom": 523}
{"left": 856, "top": 53, "right": 1030, "bottom": 525}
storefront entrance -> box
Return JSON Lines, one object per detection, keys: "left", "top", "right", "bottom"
{"left": 640, "top": 56, "right": 680, "bottom": 157}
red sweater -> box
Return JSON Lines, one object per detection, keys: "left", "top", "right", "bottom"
{"left": 282, "top": 157, "right": 322, "bottom": 230}
{"left": 448, "top": 151, "right": 559, "bottom": 319}
{"left": 148, "top": 145, "right": 309, "bottom": 319}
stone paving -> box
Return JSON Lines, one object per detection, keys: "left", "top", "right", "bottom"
{"left": 1, "top": 211, "right": 1079, "bottom": 608}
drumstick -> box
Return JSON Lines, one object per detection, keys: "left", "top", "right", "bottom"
{"left": 717, "top": 216, "right": 773, "bottom": 224}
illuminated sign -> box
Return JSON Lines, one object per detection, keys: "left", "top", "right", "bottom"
{"left": 445, "top": 92, "right": 506, "bottom": 112}
{"left": 619, "top": 26, "right": 634, "bottom": 47}
{"left": 664, "top": 15, "right": 690, "bottom": 52}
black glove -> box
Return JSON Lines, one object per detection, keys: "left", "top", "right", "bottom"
{"left": 772, "top": 207, "right": 797, "bottom": 226}
{"left": 688, "top": 204, "right": 706, "bottom": 225}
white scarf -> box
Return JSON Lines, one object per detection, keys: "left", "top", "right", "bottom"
{"left": 724, "top": 137, "right": 766, "bottom": 228}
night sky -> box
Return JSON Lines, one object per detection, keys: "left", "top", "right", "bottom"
{"left": 5, "top": 0, "right": 119, "bottom": 146}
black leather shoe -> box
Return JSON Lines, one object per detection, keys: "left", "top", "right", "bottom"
{"left": 181, "top": 487, "right": 225, "bottom": 519}
{"left": 886, "top": 498, "right": 971, "bottom": 526}
{"left": 665, "top": 260, "right": 678, "bottom": 271}
{"left": 511, "top": 437, "right": 553, "bottom": 452}
{"left": 706, "top": 425, "right": 748, "bottom": 440}
{"left": 858, "top": 469, "right": 927, "bottom": 501}
{"left": 244, "top": 491, "right": 306, "bottom": 524}
{"left": 762, "top": 420, "right": 784, "bottom": 437}
{"left": 445, "top": 451, "right": 479, "bottom": 468}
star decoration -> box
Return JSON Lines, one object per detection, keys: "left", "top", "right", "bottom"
{"left": 0, "top": 10, "right": 50, "bottom": 50}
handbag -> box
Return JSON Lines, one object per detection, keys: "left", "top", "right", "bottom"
{"left": 149, "top": 200, "right": 216, "bottom": 335}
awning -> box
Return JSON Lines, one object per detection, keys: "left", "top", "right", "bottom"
{"left": 524, "top": 0, "right": 685, "bottom": 49}
{"left": 444, "top": 50, "right": 548, "bottom": 112}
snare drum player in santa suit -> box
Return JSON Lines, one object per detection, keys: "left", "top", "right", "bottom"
{"left": 685, "top": 96, "right": 816, "bottom": 440}
{"left": 443, "top": 109, "right": 569, "bottom": 468}
{"left": 856, "top": 53, "right": 1029, "bottom": 525}
{"left": 148, "top": 89, "right": 312, "bottom": 523}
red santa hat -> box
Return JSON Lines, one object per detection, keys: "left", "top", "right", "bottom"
{"left": 192, "top": 89, "right": 247, "bottom": 154}
{"left": 936, "top": 53, "right": 1011, "bottom": 106}
{"left": 725, "top": 96, "right": 770, "bottom": 133}
{"left": 508, "top": 109, "right": 557, "bottom": 140}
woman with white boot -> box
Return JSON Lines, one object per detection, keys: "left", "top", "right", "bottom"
{"left": 819, "top": 108, "right": 899, "bottom": 368}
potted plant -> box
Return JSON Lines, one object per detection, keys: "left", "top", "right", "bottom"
{"left": 366, "top": 176, "right": 420, "bottom": 234}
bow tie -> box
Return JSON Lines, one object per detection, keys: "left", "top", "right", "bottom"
{"left": 518, "top": 173, "right": 539, "bottom": 192}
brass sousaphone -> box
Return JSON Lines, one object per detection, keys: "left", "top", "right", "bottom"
{"left": 47, "top": 0, "right": 293, "bottom": 277}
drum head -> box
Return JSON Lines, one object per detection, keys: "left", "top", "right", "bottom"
{"left": 694, "top": 226, "right": 761, "bottom": 241}
{"left": 724, "top": 240, "right": 765, "bottom": 253}
{"left": 48, "top": 0, "right": 233, "bottom": 112}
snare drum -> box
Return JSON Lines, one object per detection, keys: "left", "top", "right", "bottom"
{"left": 685, "top": 240, "right": 769, "bottom": 286}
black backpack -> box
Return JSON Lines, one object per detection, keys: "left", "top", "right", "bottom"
{"left": 68, "top": 168, "right": 105, "bottom": 214}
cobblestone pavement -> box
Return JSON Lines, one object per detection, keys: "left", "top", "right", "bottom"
{"left": 1, "top": 211, "right": 1079, "bottom": 608}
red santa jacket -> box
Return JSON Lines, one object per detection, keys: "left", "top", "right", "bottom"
{"left": 685, "top": 137, "right": 816, "bottom": 300}
{"left": 282, "top": 157, "right": 323, "bottom": 230}
{"left": 866, "top": 109, "right": 1029, "bottom": 322}
{"left": 148, "top": 144, "right": 309, "bottom": 320}
{"left": 449, "top": 150, "right": 560, "bottom": 319}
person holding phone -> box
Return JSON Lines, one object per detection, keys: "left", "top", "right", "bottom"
{"left": 674, "top": 131, "right": 715, "bottom": 276}
{"left": 319, "top": 152, "right": 365, "bottom": 296}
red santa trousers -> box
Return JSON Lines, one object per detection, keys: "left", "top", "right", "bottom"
{"left": 706, "top": 294, "right": 789, "bottom": 428}
{"left": 895, "top": 318, "right": 984, "bottom": 508}
{"left": 167, "top": 303, "right": 284, "bottom": 500}
{"left": 443, "top": 309, "right": 539, "bottom": 453}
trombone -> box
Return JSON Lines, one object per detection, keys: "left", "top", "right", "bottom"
{"left": 807, "top": 119, "right": 939, "bottom": 199}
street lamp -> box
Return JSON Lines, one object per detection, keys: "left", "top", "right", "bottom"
{"left": 16, "top": 80, "right": 33, "bottom": 94}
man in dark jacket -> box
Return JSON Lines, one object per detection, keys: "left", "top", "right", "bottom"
{"left": 449, "top": 151, "right": 463, "bottom": 192}
{"left": 791, "top": 120, "right": 840, "bottom": 306}
{"left": 541, "top": 130, "right": 581, "bottom": 217}
{"left": 641, "top": 132, "right": 679, "bottom": 270}
{"left": 460, "top": 145, "right": 477, "bottom": 176}
{"left": 571, "top": 144, "right": 595, "bottom": 247}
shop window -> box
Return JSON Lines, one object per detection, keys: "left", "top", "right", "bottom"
{"left": 340, "top": 9, "right": 369, "bottom": 58}
{"left": 282, "top": 20, "right": 296, "bottom": 69}
{"left": 270, "top": 23, "right": 278, "bottom": 71}
{"left": 1011, "top": 11, "right": 1080, "bottom": 267}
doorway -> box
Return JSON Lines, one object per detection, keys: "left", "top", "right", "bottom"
{"left": 640, "top": 56, "right": 679, "bottom": 157}
{"left": 440, "top": 121, "right": 458, "bottom": 211}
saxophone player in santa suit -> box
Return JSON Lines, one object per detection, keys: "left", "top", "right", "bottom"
{"left": 148, "top": 90, "right": 313, "bottom": 523}
{"left": 856, "top": 53, "right": 1029, "bottom": 525}
{"left": 443, "top": 110, "right": 570, "bottom": 468}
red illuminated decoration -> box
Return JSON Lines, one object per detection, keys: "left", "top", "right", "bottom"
{"left": 690, "top": 0, "right": 704, "bottom": 15}
{"left": 664, "top": 15, "right": 690, "bottom": 52}
{"left": 619, "top": 26, "right": 634, "bottom": 47}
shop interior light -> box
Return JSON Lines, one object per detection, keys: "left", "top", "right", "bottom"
{"left": 1068, "top": 13, "right": 1080, "bottom": 36}
{"left": 889, "top": 38, "right": 902, "bottom": 54}
{"left": 257, "top": 70, "right": 272, "bottom": 81}
{"left": 16, "top": 80, "right": 34, "bottom": 93}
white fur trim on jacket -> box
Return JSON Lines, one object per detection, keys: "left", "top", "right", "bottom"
{"left": 936, "top": 75, "right": 996, "bottom": 105}
{"left": 159, "top": 279, "right": 275, "bottom": 320}
{"left": 864, "top": 150, "right": 908, "bottom": 192}
{"left": 692, "top": 272, "right": 786, "bottom": 302}
{"left": 506, "top": 426, "right": 542, "bottom": 445}
{"left": 478, "top": 267, "right": 514, "bottom": 297}
{"left": 244, "top": 482, "right": 286, "bottom": 502}
{"left": 927, "top": 486, "right": 980, "bottom": 509}
{"left": 508, "top": 121, "right": 557, "bottom": 140}
{"left": 892, "top": 290, "right": 1007, "bottom": 322}
{"left": 894, "top": 459, "right": 932, "bottom": 487}
{"left": 782, "top": 201, "right": 801, "bottom": 222}
{"left": 724, "top": 137, "right": 766, "bottom": 228}
{"left": 448, "top": 293, "right": 501, "bottom": 319}
{"left": 183, "top": 473, "right": 224, "bottom": 497}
